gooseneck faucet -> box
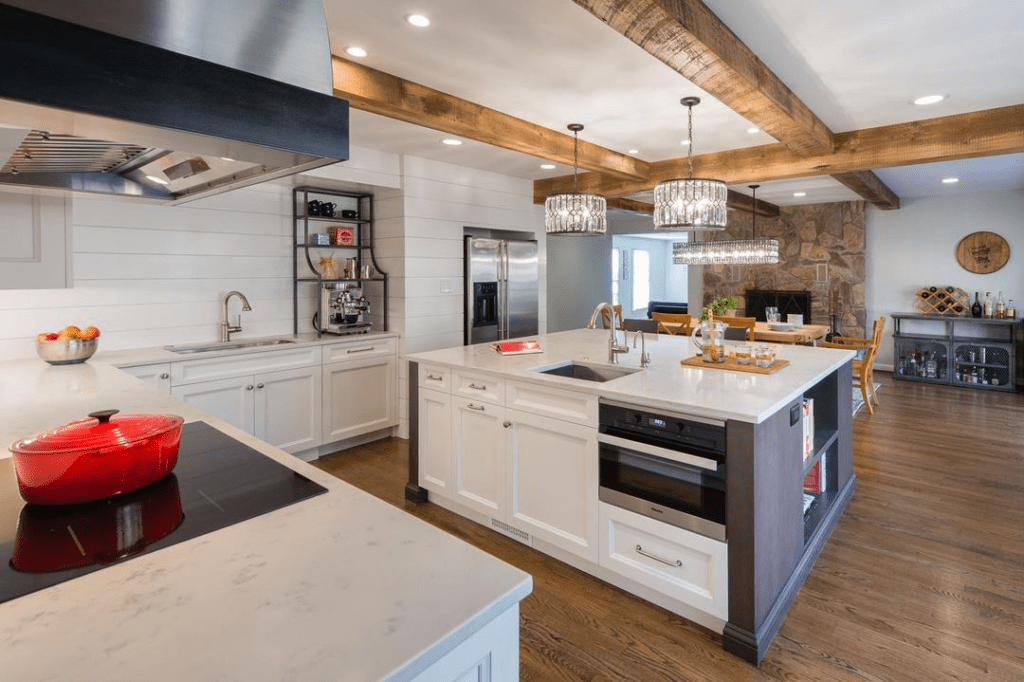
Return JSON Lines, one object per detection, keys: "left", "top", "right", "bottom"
{"left": 586, "top": 302, "right": 629, "bottom": 364}
{"left": 633, "top": 330, "right": 651, "bottom": 369}
{"left": 221, "top": 291, "right": 252, "bottom": 342}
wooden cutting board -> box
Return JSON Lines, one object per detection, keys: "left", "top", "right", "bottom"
{"left": 680, "top": 354, "right": 790, "bottom": 374}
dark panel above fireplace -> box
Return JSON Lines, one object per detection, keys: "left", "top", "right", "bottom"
{"left": 745, "top": 290, "right": 812, "bottom": 323}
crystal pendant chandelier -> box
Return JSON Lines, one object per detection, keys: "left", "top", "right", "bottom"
{"left": 673, "top": 184, "right": 780, "bottom": 265}
{"left": 653, "top": 97, "right": 728, "bottom": 231}
{"left": 545, "top": 123, "right": 607, "bottom": 236}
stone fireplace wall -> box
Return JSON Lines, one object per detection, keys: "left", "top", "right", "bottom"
{"left": 702, "top": 201, "right": 866, "bottom": 337}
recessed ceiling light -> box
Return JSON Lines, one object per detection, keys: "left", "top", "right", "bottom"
{"left": 747, "top": 127, "right": 760, "bottom": 134}
{"left": 628, "top": 149, "right": 639, "bottom": 155}
{"left": 913, "top": 94, "right": 945, "bottom": 105}
{"left": 220, "top": 157, "right": 234, "bottom": 162}
{"left": 793, "top": 191, "right": 807, "bottom": 197}
{"left": 540, "top": 164, "right": 556, "bottom": 170}
{"left": 345, "top": 46, "right": 368, "bottom": 58}
{"left": 406, "top": 14, "right": 431, "bottom": 27}
{"left": 146, "top": 175, "right": 169, "bottom": 185}
{"left": 942, "top": 177, "right": 960, "bottom": 184}
{"left": 680, "top": 140, "right": 690, "bottom": 146}
{"left": 441, "top": 138, "right": 462, "bottom": 146}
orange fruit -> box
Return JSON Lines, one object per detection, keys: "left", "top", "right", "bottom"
{"left": 60, "top": 325, "right": 81, "bottom": 336}
{"left": 56, "top": 329, "right": 78, "bottom": 341}
{"left": 81, "top": 326, "right": 101, "bottom": 339}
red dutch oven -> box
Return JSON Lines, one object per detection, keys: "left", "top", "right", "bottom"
{"left": 9, "top": 409, "right": 184, "bottom": 505}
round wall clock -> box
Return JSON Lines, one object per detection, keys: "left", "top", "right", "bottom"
{"left": 956, "top": 231, "right": 1010, "bottom": 274}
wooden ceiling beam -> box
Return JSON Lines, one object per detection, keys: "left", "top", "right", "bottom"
{"left": 331, "top": 56, "right": 649, "bottom": 181}
{"left": 533, "top": 104, "right": 1024, "bottom": 201}
{"left": 830, "top": 171, "right": 900, "bottom": 210}
{"left": 572, "top": 0, "right": 835, "bottom": 156}
{"left": 606, "top": 189, "right": 780, "bottom": 217}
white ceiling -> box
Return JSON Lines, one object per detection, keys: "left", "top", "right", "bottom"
{"left": 325, "top": 0, "right": 1024, "bottom": 201}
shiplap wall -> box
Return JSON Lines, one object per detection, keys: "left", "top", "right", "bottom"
{"left": 0, "top": 146, "right": 402, "bottom": 361}
{"left": 385, "top": 156, "right": 547, "bottom": 438}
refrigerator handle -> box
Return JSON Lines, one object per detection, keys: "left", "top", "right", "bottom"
{"left": 498, "top": 241, "right": 507, "bottom": 339}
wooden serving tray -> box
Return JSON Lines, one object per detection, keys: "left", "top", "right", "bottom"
{"left": 680, "top": 354, "right": 790, "bottom": 374}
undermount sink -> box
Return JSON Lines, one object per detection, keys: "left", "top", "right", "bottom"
{"left": 165, "top": 338, "right": 297, "bottom": 354}
{"left": 533, "top": 361, "right": 641, "bottom": 383}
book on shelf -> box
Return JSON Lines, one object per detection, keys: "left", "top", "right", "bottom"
{"left": 802, "top": 398, "right": 815, "bottom": 461}
{"left": 803, "top": 493, "right": 816, "bottom": 516}
{"left": 804, "top": 460, "right": 823, "bottom": 495}
{"left": 493, "top": 339, "right": 543, "bottom": 355}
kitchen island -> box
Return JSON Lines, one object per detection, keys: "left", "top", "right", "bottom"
{"left": 0, "top": 358, "right": 531, "bottom": 682}
{"left": 406, "top": 328, "right": 855, "bottom": 664}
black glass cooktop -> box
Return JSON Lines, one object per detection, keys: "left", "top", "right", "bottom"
{"left": 0, "top": 421, "right": 327, "bottom": 605}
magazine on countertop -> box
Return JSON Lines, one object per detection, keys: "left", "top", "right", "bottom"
{"left": 493, "top": 339, "right": 543, "bottom": 355}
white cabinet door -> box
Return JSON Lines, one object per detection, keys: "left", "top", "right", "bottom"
{"left": 120, "top": 363, "right": 172, "bottom": 394}
{"left": 506, "top": 408, "right": 599, "bottom": 562}
{"left": 419, "top": 388, "right": 452, "bottom": 496}
{"left": 254, "top": 366, "right": 322, "bottom": 453}
{"left": 451, "top": 397, "right": 505, "bottom": 518}
{"left": 0, "top": 192, "right": 71, "bottom": 289}
{"left": 172, "top": 375, "right": 255, "bottom": 435}
{"left": 322, "top": 354, "right": 397, "bottom": 443}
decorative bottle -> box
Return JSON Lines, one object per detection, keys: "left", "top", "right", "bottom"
{"left": 984, "top": 292, "right": 994, "bottom": 318}
{"left": 996, "top": 291, "right": 1005, "bottom": 318}
{"left": 971, "top": 292, "right": 982, "bottom": 318}
{"left": 1007, "top": 299, "right": 1016, "bottom": 319}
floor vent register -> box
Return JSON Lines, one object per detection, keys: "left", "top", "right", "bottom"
{"left": 490, "top": 518, "right": 532, "bottom": 546}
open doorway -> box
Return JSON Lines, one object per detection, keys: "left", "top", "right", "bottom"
{"left": 611, "top": 234, "right": 688, "bottom": 319}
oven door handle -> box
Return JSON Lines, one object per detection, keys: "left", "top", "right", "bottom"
{"left": 597, "top": 433, "right": 719, "bottom": 471}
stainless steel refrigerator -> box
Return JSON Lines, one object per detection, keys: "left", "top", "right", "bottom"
{"left": 465, "top": 237, "right": 539, "bottom": 344}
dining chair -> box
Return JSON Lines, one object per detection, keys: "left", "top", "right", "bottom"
{"left": 600, "top": 304, "right": 624, "bottom": 331}
{"left": 717, "top": 316, "right": 756, "bottom": 341}
{"left": 823, "top": 316, "right": 886, "bottom": 413}
{"left": 651, "top": 312, "right": 690, "bottom": 335}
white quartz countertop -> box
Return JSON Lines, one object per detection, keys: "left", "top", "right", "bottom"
{"left": 0, "top": 358, "right": 531, "bottom": 682}
{"left": 408, "top": 329, "right": 855, "bottom": 423}
{"left": 98, "top": 330, "right": 398, "bottom": 368}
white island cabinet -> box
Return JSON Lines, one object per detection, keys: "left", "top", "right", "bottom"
{"left": 407, "top": 328, "right": 856, "bottom": 665}
{"left": 0, "top": 357, "right": 531, "bottom": 682}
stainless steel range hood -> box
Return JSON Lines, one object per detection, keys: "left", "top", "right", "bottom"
{"left": 0, "top": 1, "right": 349, "bottom": 203}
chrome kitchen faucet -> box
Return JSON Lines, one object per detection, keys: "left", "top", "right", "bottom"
{"left": 221, "top": 291, "right": 252, "bottom": 342}
{"left": 586, "top": 302, "right": 629, "bottom": 364}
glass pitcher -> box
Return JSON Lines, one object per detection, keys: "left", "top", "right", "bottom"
{"left": 691, "top": 319, "right": 727, "bottom": 363}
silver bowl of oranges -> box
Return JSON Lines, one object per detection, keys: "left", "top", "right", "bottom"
{"left": 36, "top": 326, "right": 101, "bottom": 365}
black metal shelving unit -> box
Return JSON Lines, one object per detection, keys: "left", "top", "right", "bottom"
{"left": 892, "top": 313, "right": 1020, "bottom": 391}
{"left": 292, "top": 187, "right": 388, "bottom": 336}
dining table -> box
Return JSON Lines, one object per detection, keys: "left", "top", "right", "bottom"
{"left": 657, "top": 321, "right": 830, "bottom": 345}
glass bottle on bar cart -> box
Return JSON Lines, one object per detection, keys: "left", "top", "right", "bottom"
{"left": 984, "top": 292, "right": 994, "bottom": 318}
{"left": 996, "top": 291, "right": 1005, "bottom": 318}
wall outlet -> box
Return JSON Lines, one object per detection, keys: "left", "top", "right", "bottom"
{"left": 440, "top": 278, "right": 452, "bottom": 294}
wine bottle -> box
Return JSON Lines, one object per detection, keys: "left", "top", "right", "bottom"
{"left": 971, "top": 292, "right": 982, "bottom": 318}
{"left": 996, "top": 291, "right": 1005, "bottom": 318}
{"left": 984, "top": 292, "right": 994, "bottom": 318}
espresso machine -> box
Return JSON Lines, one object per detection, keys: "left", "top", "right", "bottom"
{"left": 318, "top": 283, "right": 371, "bottom": 335}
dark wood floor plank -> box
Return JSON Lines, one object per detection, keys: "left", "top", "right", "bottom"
{"left": 314, "top": 372, "right": 1024, "bottom": 680}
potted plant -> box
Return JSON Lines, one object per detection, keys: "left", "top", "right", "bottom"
{"left": 701, "top": 295, "right": 738, "bottom": 321}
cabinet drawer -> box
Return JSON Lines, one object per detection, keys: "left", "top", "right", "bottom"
{"left": 452, "top": 370, "right": 504, "bottom": 406}
{"left": 418, "top": 364, "right": 451, "bottom": 392}
{"left": 505, "top": 380, "right": 598, "bottom": 427}
{"left": 599, "top": 503, "right": 728, "bottom": 620}
{"left": 171, "top": 346, "right": 322, "bottom": 386}
{"left": 322, "top": 336, "right": 396, "bottom": 363}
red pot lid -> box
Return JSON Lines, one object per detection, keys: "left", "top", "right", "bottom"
{"left": 11, "top": 410, "right": 184, "bottom": 456}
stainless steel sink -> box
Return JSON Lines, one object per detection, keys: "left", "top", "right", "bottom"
{"left": 533, "top": 361, "right": 641, "bottom": 382}
{"left": 165, "top": 338, "right": 297, "bottom": 354}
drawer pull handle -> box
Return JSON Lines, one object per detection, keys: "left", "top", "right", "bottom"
{"left": 246, "top": 385, "right": 254, "bottom": 391}
{"left": 347, "top": 347, "right": 374, "bottom": 354}
{"left": 256, "top": 383, "right": 265, "bottom": 389}
{"left": 467, "top": 404, "right": 485, "bottom": 411}
{"left": 503, "top": 421, "right": 511, "bottom": 428}
{"left": 160, "top": 373, "right": 169, "bottom": 379}
{"left": 427, "top": 374, "right": 443, "bottom": 381}
{"left": 635, "top": 544, "right": 682, "bottom": 568}
{"left": 468, "top": 383, "right": 487, "bottom": 390}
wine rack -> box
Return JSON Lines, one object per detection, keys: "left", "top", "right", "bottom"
{"left": 914, "top": 286, "right": 969, "bottom": 316}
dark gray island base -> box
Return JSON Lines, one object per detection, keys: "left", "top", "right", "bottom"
{"left": 405, "top": 352, "right": 855, "bottom": 665}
